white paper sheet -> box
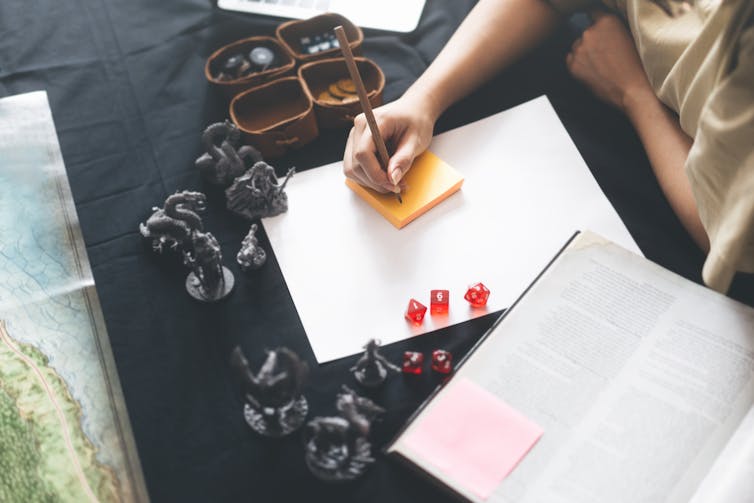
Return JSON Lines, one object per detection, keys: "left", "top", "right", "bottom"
{"left": 262, "top": 96, "right": 641, "bottom": 363}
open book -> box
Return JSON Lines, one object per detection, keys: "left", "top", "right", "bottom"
{"left": 387, "top": 231, "right": 754, "bottom": 503}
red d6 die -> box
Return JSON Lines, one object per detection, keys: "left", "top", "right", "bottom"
{"left": 402, "top": 351, "right": 424, "bottom": 374}
{"left": 464, "top": 282, "right": 490, "bottom": 307}
{"left": 404, "top": 298, "right": 427, "bottom": 324}
{"left": 431, "top": 349, "right": 453, "bottom": 374}
{"left": 430, "top": 289, "right": 449, "bottom": 314}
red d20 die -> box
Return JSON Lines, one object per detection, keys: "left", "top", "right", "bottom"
{"left": 404, "top": 298, "right": 427, "bottom": 324}
{"left": 464, "top": 282, "right": 490, "bottom": 307}
{"left": 430, "top": 289, "right": 450, "bottom": 314}
{"left": 402, "top": 351, "right": 424, "bottom": 374}
{"left": 431, "top": 349, "right": 453, "bottom": 374}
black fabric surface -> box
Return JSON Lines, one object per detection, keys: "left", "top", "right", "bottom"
{"left": 2, "top": 1, "right": 752, "bottom": 501}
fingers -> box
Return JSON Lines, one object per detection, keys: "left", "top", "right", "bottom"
{"left": 355, "top": 124, "right": 397, "bottom": 192}
{"left": 343, "top": 105, "right": 430, "bottom": 195}
{"left": 387, "top": 134, "right": 420, "bottom": 187}
{"left": 344, "top": 128, "right": 387, "bottom": 193}
{"left": 343, "top": 116, "right": 396, "bottom": 193}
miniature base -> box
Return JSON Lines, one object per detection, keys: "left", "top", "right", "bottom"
{"left": 243, "top": 395, "right": 308, "bottom": 437}
{"left": 226, "top": 203, "right": 287, "bottom": 222}
{"left": 353, "top": 367, "right": 387, "bottom": 388}
{"left": 185, "top": 266, "right": 235, "bottom": 302}
{"left": 304, "top": 437, "right": 375, "bottom": 482}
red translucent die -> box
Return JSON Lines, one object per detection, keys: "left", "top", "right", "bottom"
{"left": 430, "top": 289, "right": 450, "bottom": 314}
{"left": 404, "top": 298, "right": 427, "bottom": 324}
{"left": 464, "top": 282, "right": 490, "bottom": 307}
{"left": 431, "top": 349, "right": 453, "bottom": 374}
{"left": 402, "top": 351, "right": 424, "bottom": 374}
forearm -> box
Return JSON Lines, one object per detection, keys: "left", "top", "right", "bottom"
{"left": 623, "top": 90, "right": 710, "bottom": 251}
{"left": 403, "top": 0, "right": 561, "bottom": 120}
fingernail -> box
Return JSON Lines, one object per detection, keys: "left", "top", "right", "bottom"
{"left": 390, "top": 168, "right": 402, "bottom": 185}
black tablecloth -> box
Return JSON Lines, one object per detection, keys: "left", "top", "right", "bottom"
{"left": 2, "top": 1, "right": 752, "bottom": 501}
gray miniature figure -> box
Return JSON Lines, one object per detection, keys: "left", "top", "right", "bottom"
{"left": 183, "top": 231, "right": 234, "bottom": 302}
{"left": 195, "top": 120, "right": 262, "bottom": 186}
{"left": 139, "top": 191, "right": 206, "bottom": 253}
{"left": 350, "top": 339, "right": 400, "bottom": 388}
{"left": 225, "top": 162, "right": 295, "bottom": 221}
{"left": 236, "top": 223, "right": 267, "bottom": 271}
{"left": 230, "top": 346, "right": 309, "bottom": 437}
{"left": 303, "top": 385, "right": 385, "bottom": 481}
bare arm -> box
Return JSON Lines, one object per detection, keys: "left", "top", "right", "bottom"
{"left": 406, "top": 0, "right": 561, "bottom": 122}
{"left": 344, "top": 0, "right": 561, "bottom": 192}
{"left": 567, "top": 11, "right": 709, "bottom": 251}
{"left": 623, "top": 90, "right": 709, "bottom": 250}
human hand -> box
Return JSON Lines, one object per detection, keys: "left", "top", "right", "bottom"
{"left": 343, "top": 94, "right": 436, "bottom": 193}
{"left": 566, "top": 10, "right": 654, "bottom": 113}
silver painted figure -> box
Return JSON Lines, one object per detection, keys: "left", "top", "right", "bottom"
{"left": 350, "top": 339, "right": 400, "bottom": 388}
{"left": 139, "top": 191, "right": 206, "bottom": 253}
{"left": 183, "top": 231, "right": 234, "bottom": 302}
{"left": 226, "top": 162, "right": 295, "bottom": 221}
{"left": 236, "top": 223, "right": 267, "bottom": 271}
{"left": 195, "top": 120, "right": 262, "bottom": 186}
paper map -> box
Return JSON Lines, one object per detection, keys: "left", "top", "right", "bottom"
{"left": 0, "top": 91, "right": 148, "bottom": 502}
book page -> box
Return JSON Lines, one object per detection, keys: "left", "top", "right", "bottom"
{"left": 689, "top": 404, "right": 754, "bottom": 503}
{"left": 390, "top": 232, "right": 754, "bottom": 503}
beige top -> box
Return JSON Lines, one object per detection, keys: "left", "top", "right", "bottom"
{"left": 547, "top": 0, "right": 754, "bottom": 293}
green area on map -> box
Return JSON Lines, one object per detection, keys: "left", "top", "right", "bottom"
{"left": 0, "top": 324, "right": 120, "bottom": 502}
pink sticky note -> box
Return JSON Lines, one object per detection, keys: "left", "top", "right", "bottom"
{"left": 402, "top": 377, "right": 543, "bottom": 500}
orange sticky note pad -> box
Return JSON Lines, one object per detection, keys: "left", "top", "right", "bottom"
{"left": 345, "top": 150, "right": 464, "bottom": 229}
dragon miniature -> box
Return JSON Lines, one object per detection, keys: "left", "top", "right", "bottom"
{"left": 230, "top": 346, "right": 309, "bottom": 436}
{"left": 139, "top": 191, "right": 207, "bottom": 253}
{"left": 303, "top": 385, "right": 385, "bottom": 480}
{"left": 195, "top": 120, "right": 263, "bottom": 186}
{"left": 231, "top": 346, "right": 309, "bottom": 410}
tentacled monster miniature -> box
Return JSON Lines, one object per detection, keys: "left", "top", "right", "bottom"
{"left": 183, "top": 230, "right": 234, "bottom": 302}
{"left": 139, "top": 191, "right": 207, "bottom": 253}
{"left": 236, "top": 223, "right": 267, "bottom": 271}
{"left": 350, "top": 339, "right": 400, "bottom": 388}
{"left": 140, "top": 190, "right": 234, "bottom": 301}
{"left": 226, "top": 162, "right": 295, "bottom": 221}
{"left": 230, "top": 346, "right": 309, "bottom": 437}
{"left": 303, "top": 385, "right": 385, "bottom": 481}
{"left": 195, "top": 120, "right": 263, "bottom": 186}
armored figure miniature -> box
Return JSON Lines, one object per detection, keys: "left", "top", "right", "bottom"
{"left": 303, "top": 385, "right": 385, "bottom": 481}
{"left": 195, "top": 120, "right": 262, "bottom": 186}
{"left": 139, "top": 191, "right": 207, "bottom": 253}
{"left": 183, "top": 231, "right": 234, "bottom": 302}
{"left": 225, "top": 162, "right": 295, "bottom": 221}
{"left": 236, "top": 223, "right": 267, "bottom": 271}
{"left": 230, "top": 346, "right": 309, "bottom": 437}
{"left": 350, "top": 339, "right": 400, "bottom": 388}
